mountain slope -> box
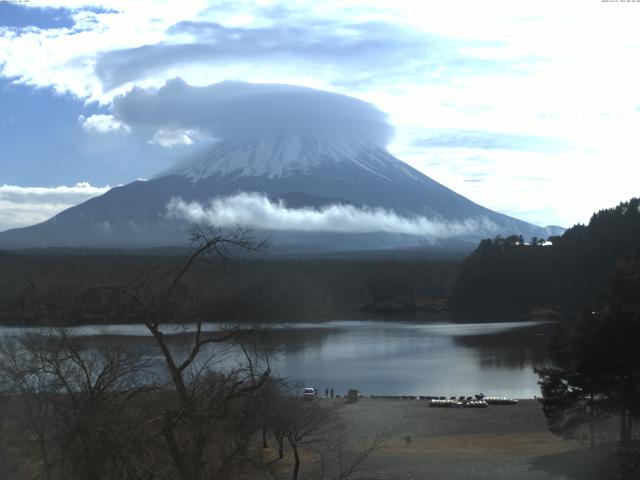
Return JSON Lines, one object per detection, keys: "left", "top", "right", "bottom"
{"left": 0, "top": 136, "right": 550, "bottom": 250}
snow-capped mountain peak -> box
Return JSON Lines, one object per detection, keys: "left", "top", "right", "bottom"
{"left": 162, "top": 135, "right": 418, "bottom": 182}
{"left": 0, "top": 132, "right": 550, "bottom": 250}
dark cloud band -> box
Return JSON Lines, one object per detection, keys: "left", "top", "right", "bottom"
{"left": 111, "top": 78, "right": 394, "bottom": 146}
{"left": 95, "top": 20, "right": 429, "bottom": 90}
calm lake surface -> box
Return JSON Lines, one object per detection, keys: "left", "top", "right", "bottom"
{"left": 0, "top": 319, "right": 552, "bottom": 398}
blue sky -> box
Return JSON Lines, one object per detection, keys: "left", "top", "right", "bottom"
{"left": 1, "top": 0, "right": 640, "bottom": 232}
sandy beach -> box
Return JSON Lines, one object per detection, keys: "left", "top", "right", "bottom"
{"left": 269, "top": 398, "right": 616, "bottom": 480}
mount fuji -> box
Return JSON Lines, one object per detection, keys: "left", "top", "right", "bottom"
{"left": 0, "top": 134, "right": 550, "bottom": 252}
{"left": 0, "top": 80, "right": 559, "bottom": 252}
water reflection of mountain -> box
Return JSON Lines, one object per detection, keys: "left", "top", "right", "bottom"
{"left": 242, "top": 326, "right": 344, "bottom": 354}
{"left": 79, "top": 326, "right": 344, "bottom": 361}
{"left": 453, "top": 323, "right": 552, "bottom": 369}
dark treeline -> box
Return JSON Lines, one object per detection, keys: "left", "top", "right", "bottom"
{"left": 0, "top": 251, "right": 459, "bottom": 326}
{"left": 3, "top": 197, "right": 639, "bottom": 325}
{"left": 532, "top": 245, "right": 640, "bottom": 480}
{"left": 449, "top": 198, "right": 640, "bottom": 314}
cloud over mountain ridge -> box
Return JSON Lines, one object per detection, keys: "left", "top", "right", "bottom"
{"left": 167, "top": 192, "right": 499, "bottom": 238}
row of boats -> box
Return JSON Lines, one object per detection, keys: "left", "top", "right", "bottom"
{"left": 429, "top": 396, "right": 519, "bottom": 407}
{"left": 429, "top": 399, "right": 488, "bottom": 408}
{"left": 367, "top": 394, "right": 519, "bottom": 406}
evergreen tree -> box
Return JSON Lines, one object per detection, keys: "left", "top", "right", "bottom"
{"left": 536, "top": 246, "right": 640, "bottom": 444}
{"left": 450, "top": 197, "right": 640, "bottom": 313}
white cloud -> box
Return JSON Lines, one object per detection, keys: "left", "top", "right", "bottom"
{"left": 0, "top": 183, "right": 111, "bottom": 232}
{"left": 148, "top": 128, "right": 213, "bottom": 148}
{"left": 166, "top": 192, "right": 499, "bottom": 238}
{"left": 2, "top": 0, "right": 640, "bottom": 226}
{"left": 149, "top": 129, "right": 194, "bottom": 147}
{"left": 0, "top": 1, "right": 209, "bottom": 101}
{"left": 79, "top": 114, "right": 129, "bottom": 133}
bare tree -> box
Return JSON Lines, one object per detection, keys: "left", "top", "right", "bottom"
{"left": 105, "top": 225, "right": 272, "bottom": 480}
{"left": 0, "top": 331, "right": 66, "bottom": 480}
{"left": 285, "top": 400, "right": 334, "bottom": 480}
{"left": 265, "top": 392, "right": 392, "bottom": 480}
{"left": 269, "top": 397, "right": 290, "bottom": 461}
{"left": 0, "top": 350, "right": 19, "bottom": 480}
{"left": 0, "top": 224, "right": 391, "bottom": 480}
{"left": 260, "top": 383, "right": 296, "bottom": 463}
{"left": 0, "top": 328, "right": 151, "bottom": 479}
{"left": 310, "top": 420, "right": 396, "bottom": 480}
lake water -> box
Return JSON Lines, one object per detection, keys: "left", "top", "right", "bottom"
{"left": 263, "top": 319, "right": 551, "bottom": 399}
{"left": 0, "top": 318, "right": 552, "bottom": 398}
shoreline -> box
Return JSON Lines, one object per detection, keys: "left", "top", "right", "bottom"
{"left": 0, "top": 311, "right": 553, "bottom": 329}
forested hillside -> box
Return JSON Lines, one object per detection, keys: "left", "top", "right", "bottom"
{"left": 0, "top": 252, "right": 458, "bottom": 325}
{"left": 449, "top": 198, "right": 640, "bottom": 313}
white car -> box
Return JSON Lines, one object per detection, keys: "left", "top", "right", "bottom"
{"left": 302, "top": 387, "right": 316, "bottom": 400}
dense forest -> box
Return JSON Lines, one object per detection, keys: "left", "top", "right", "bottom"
{"left": 2, "top": 197, "right": 639, "bottom": 325}
{"left": 0, "top": 251, "right": 459, "bottom": 326}
{"left": 449, "top": 198, "right": 640, "bottom": 314}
